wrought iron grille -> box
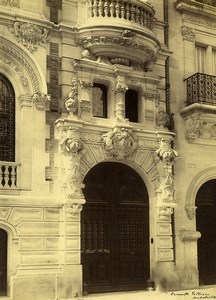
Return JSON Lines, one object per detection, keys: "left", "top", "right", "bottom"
{"left": 185, "top": 73, "right": 216, "bottom": 106}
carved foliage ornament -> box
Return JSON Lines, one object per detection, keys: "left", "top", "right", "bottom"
{"left": 9, "top": 22, "right": 48, "bottom": 53}
{"left": 57, "top": 125, "right": 84, "bottom": 200}
{"left": 64, "top": 78, "right": 78, "bottom": 117}
{"left": 102, "top": 127, "right": 137, "bottom": 160}
{"left": 185, "top": 117, "right": 204, "bottom": 142}
{"left": 0, "top": 0, "right": 19, "bottom": 7}
{"left": 32, "top": 93, "right": 51, "bottom": 110}
{"left": 181, "top": 26, "right": 196, "bottom": 42}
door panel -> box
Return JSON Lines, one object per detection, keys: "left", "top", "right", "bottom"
{"left": 0, "top": 229, "right": 7, "bottom": 295}
{"left": 82, "top": 162, "right": 149, "bottom": 293}
{"left": 196, "top": 180, "right": 216, "bottom": 285}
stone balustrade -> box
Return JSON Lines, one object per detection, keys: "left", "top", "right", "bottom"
{"left": 87, "top": 0, "right": 154, "bottom": 29}
{"left": 0, "top": 161, "right": 20, "bottom": 189}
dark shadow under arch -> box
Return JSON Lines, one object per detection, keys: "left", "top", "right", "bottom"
{"left": 0, "top": 228, "right": 7, "bottom": 295}
{"left": 196, "top": 179, "right": 216, "bottom": 285}
{"left": 81, "top": 162, "right": 149, "bottom": 294}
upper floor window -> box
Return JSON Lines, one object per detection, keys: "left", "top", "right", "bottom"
{"left": 92, "top": 83, "right": 107, "bottom": 118}
{"left": 125, "top": 89, "right": 139, "bottom": 123}
{"left": 0, "top": 74, "right": 15, "bottom": 162}
{"left": 196, "top": 46, "right": 206, "bottom": 73}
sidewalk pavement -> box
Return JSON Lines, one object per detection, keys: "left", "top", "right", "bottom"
{"left": 82, "top": 286, "right": 216, "bottom": 300}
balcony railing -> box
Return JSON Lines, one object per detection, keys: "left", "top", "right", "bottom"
{"left": 0, "top": 162, "right": 20, "bottom": 190}
{"left": 185, "top": 73, "right": 216, "bottom": 106}
{"left": 87, "top": 0, "right": 154, "bottom": 29}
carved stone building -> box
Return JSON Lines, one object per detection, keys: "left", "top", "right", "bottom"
{"left": 0, "top": 0, "right": 215, "bottom": 299}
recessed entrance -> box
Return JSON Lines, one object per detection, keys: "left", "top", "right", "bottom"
{"left": 0, "top": 228, "right": 7, "bottom": 296}
{"left": 81, "top": 162, "right": 150, "bottom": 293}
{"left": 196, "top": 179, "right": 216, "bottom": 285}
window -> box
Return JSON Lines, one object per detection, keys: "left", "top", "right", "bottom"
{"left": 196, "top": 46, "right": 206, "bottom": 73}
{"left": 0, "top": 74, "right": 15, "bottom": 162}
{"left": 92, "top": 83, "right": 107, "bottom": 118}
{"left": 125, "top": 89, "right": 139, "bottom": 122}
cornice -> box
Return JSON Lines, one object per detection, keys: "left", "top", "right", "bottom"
{"left": 175, "top": 0, "right": 216, "bottom": 20}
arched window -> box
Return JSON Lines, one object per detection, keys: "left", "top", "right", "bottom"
{"left": 0, "top": 228, "right": 7, "bottom": 295}
{"left": 125, "top": 89, "right": 138, "bottom": 122}
{"left": 92, "top": 83, "right": 107, "bottom": 118}
{"left": 0, "top": 74, "right": 15, "bottom": 162}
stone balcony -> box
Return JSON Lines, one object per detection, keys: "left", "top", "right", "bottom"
{"left": 77, "top": 0, "right": 161, "bottom": 67}
{"left": 0, "top": 161, "right": 20, "bottom": 192}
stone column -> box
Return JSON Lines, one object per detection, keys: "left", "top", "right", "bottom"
{"left": 79, "top": 78, "right": 93, "bottom": 121}
{"left": 55, "top": 118, "right": 85, "bottom": 299}
{"left": 180, "top": 229, "right": 201, "bottom": 289}
{"left": 153, "top": 132, "right": 179, "bottom": 291}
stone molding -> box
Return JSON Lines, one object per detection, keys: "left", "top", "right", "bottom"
{"left": 0, "top": 37, "right": 47, "bottom": 95}
{"left": 9, "top": 21, "right": 49, "bottom": 53}
{"left": 181, "top": 25, "right": 196, "bottom": 41}
{"left": 180, "top": 229, "right": 201, "bottom": 242}
{"left": 102, "top": 126, "right": 138, "bottom": 160}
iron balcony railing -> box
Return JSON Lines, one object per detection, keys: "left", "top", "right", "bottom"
{"left": 87, "top": 0, "right": 155, "bottom": 29}
{"left": 0, "top": 161, "right": 20, "bottom": 190}
{"left": 185, "top": 73, "right": 216, "bottom": 106}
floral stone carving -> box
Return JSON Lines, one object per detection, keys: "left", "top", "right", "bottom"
{"left": 155, "top": 137, "right": 179, "bottom": 216}
{"left": 57, "top": 125, "right": 84, "bottom": 201}
{"left": 102, "top": 127, "right": 137, "bottom": 160}
{"left": 9, "top": 21, "right": 48, "bottom": 53}
{"left": 32, "top": 93, "right": 51, "bottom": 110}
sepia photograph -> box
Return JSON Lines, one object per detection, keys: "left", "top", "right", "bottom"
{"left": 0, "top": 0, "right": 216, "bottom": 299}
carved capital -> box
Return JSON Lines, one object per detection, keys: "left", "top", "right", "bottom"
{"left": 9, "top": 21, "right": 48, "bottom": 53}
{"left": 79, "top": 79, "right": 93, "bottom": 89}
{"left": 157, "top": 206, "right": 174, "bottom": 218}
{"left": 180, "top": 229, "right": 201, "bottom": 242}
{"left": 66, "top": 203, "right": 83, "bottom": 217}
{"left": 155, "top": 137, "right": 179, "bottom": 165}
{"left": 32, "top": 93, "right": 51, "bottom": 110}
{"left": 185, "top": 205, "right": 197, "bottom": 220}
{"left": 102, "top": 126, "right": 137, "bottom": 160}
{"left": 181, "top": 26, "right": 196, "bottom": 42}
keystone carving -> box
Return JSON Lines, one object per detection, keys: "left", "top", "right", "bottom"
{"left": 9, "top": 21, "right": 48, "bottom": 53}
{"left": 32, "top": 93, "right": 51, "bottom": 110}
{"left": 102, "top": 127, "right": 137, "bottom": 160}
{"left": 57, "top": 125, "right": 84, "bottom": 201}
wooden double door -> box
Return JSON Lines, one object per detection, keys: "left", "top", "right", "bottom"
{"left": 196, "top": 179, "right": 216, "bottom": 285}
{"left": 0, "top": 229, "right": 7, "bottom": 295}
{"left": 81, "top": 162, "right": 150, "bottom": 293}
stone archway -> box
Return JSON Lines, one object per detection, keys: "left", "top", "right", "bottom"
{"left": 81, "top": 161, "right": 150, "bottom": 294}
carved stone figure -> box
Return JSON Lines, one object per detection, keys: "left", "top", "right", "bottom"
{"left": 185, "top": 118, "right": 203, "bottom": 142}
{"left": 64, "top": 78, "right": 78, "bottom": 116}
{"left": 102, "top": 127, "right": 137, "bottom": 160}
{"left": 58, "top": 126, "right": 84, "bottom": 200}
{"left": 156, "top": 106, "right": 170, "bottom": 128}
{"left": 9, "top": 21, "right": 48, "bottom": 53}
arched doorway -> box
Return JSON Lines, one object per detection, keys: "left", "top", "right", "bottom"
{"left": 196, "top": 179, "right": 216, "bottom": 285}
{"left": 0, "top": 229, "right": 7, "bottom": 295}
{"left": 81, "top": 162, "right": 150, "bottom": 293}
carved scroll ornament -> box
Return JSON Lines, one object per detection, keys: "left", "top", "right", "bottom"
{"left": 9, "top": 21, "right": 48, "bottom": 53}
{"left": 102, "top": 127, "right": 137, "bottom": 160}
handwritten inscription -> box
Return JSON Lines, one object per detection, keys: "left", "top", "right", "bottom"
{"left": 171, "top": 291, "right": 216, "bottom": 299}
